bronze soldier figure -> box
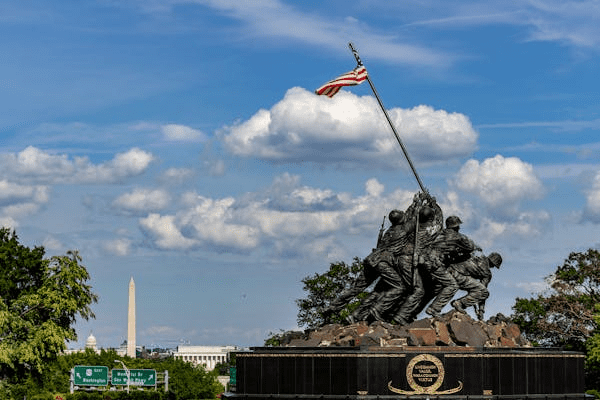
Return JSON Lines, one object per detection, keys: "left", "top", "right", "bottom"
{"left": 322, "top": 209, "right": 415, "bottom": 323}
{"left": 450, "top": 252, "right": 502, "bottom": 320}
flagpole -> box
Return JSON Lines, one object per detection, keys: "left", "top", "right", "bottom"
{"left": 348, "top": 42, "right": 427, "bottom": 194}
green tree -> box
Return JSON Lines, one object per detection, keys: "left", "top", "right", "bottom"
{"left": 0, "top": 228, "right": 98, "bottom": 383}
{"left": 586, "top": 309, "right": 600, "bottom": 392}
{"left": 295, "top": 257, "right": 366, "bottom": 329}
{"left": 511, "top": 249, "right": 600, "bottom": 390}
{"left": 164, "top": 357, "right": 223, "bottom": 399}
{"left": 214, "top": 352, "right": 235, "bottom": 376}
{"left": 3, "top": 348, "right": 225, "bottom": 400}
{"left": 511, "top": 249, "right": 600, "bottom": 348}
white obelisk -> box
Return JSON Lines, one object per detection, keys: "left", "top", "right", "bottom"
{"left": 127, "top": 276, "right": 136, "bottom": 358}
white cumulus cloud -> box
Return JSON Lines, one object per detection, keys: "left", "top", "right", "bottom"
{"left": 0, "top": 146, "right": 154, "bottom": 184}
{"left": 103, "top": 238, "right": 132, "bottom": 256}
{"left": 453, "top": 155, "right": 544, "bottom": 215}
{"left": 0, "top": 180, "right": 50, "bottom": 225}
{"left": 0, "top": 216, "right": 18, "bottom": 229}
{"left": 113, "top": 188, "right": 171, "bottom": 213}
{"left": 104, "top": 148, "right": 155, "bottom": 179}
{"left": 583, "top": 170, "right": 600, "bottom": 223}
{"left": 2, "top": 203, "right": 45, "bottom": 220}
{"left": 138, "top": 174, "right": 415, "bottom": 257}
{"left": 43, "top": 236, "right": 64, "bottom": 251}
{"left": 161, "top": 124, "right": 207, "bottom": 141}
{"left": 3, "top": 146, "right": 75, "bottom": 178}
{"left": 139, "top": 213, "right": 199, "bottom": 250}
{"left": 0, "top": 180, "right": 49, "bottom": 205}
{"left": 220, "top": 87, "right": 478, "bottom": 167}
{"left": 472, "top": 211, "right": 551, "bottom": 248}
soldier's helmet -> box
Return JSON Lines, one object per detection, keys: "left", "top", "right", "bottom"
{"left": 445, "top": 215, "right": 462, "bottom": 229}
{"left": 488, "top": 252, "right": 503, "bottom": 268}
{"left": 419, "top": 206, "right": 435, "bottom": 223}
{"left": 388, "top": 209, "right": 405, "bottom": 225}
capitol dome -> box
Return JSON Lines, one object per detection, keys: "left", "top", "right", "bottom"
{"left": 85, "top": 333, "right": 97, "bottom": 350}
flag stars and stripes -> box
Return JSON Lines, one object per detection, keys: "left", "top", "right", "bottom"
{"left": 315, "top": 65, "right": 368, "bottom": 97}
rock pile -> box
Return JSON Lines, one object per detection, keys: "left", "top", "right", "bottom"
{"left": 276, "top": 312, "right": 530, "bottom": 348}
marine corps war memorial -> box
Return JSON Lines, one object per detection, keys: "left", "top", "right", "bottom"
{"left": 224, "top": 44, "right": 587, "bottom": 400}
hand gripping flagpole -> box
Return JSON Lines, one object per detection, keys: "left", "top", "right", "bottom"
{"left": 348, "top": 42, "right": 427, "bottom": 194}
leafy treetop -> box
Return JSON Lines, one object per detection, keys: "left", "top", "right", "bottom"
{"left": 295, "top": 257, "right": 365, "bottom": 329}
{"left": 512, "top": 249, "right": 600, "bottom": 348}
{"left": 0, "top": 228, "right": 98, "bottom": 380}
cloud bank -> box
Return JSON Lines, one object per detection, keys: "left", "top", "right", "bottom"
{"left": 220, "top": 87, "right": 478, "bottom": 167}
{"left": 0, "top": 146, "right": 154, "bottom": 184}
{"left": 139, "top": 173, "right": 414, "bottom": 258}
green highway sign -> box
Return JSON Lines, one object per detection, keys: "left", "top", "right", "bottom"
{"left": 111, "top": 369, "right": 156, "bottom": 386}
{"left": 73, "top": 366, "right": 109, "bottom": 386}
{"left": 229, "top": 367, "right": 236, "bottom": 385}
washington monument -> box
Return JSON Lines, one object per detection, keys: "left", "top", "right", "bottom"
{"left": 127, "top": 276, "right": 136, "bottom": 358}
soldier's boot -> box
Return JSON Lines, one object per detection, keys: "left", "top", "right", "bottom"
{"left": 451, "top": 299, "right": 466, "bottom": 313}
{"left": 367, "top": 305, "right": 386, "bottom": 323}
{"left": 425, "top": 307, "right": 441, "bottom": 318}
{"left": 475, "top": 305, "right": 485, "bottom": 321}
{"left": 392, "top": 308, "right": 411, "bottom": 325}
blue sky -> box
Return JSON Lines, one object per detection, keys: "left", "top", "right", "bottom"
{"left": 3, "top": 0, "right": 600, "bottom": 349}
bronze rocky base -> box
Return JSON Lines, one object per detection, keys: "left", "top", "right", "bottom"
{"left": 278, "top": 311, "right": 531, "bottom": 348}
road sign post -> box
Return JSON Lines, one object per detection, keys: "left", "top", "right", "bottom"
{"left": 73, "top": 366, "right": 109, "bottom": 386}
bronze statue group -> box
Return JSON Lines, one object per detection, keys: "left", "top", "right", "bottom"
{"left": 323, "top": 192, "right": 502, "bottom": 325}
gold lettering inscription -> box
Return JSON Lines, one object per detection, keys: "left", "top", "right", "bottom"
{"left": 388, "top": 354, "right": 463, "bottom": 396}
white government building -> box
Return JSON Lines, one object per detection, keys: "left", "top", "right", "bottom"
{"left": 173, "top": 345, "right": 237, "bottom": 371}
{"left": 64, "top": 336, "right": 239, "bottom": 372}
{"left": 64, "top": 279, "right": 240, "bottom": 372}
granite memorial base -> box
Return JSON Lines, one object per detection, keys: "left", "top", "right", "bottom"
{"left": 224, "top": 346, "right": 587, "bottom": 399}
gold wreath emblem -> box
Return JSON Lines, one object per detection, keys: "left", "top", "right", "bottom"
{"left": 388, "top": 354, "right": 463, "bottom": 395}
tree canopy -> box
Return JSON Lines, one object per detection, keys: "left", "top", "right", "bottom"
{"left": 295, "top": 257, "right": 365, "bottom": 329}
{"left": 511, "top": 249, "right": 600, "bottom": 391}
{"left": 511, "top": 249, "right": 600, "bottom": 348}
{"left": 1, "top": 349, "right": 225, "bottom": 400}
{"left": 0, "top": 228, "right": 98, "bottom": 381}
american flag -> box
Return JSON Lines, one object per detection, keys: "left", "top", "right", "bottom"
{"left": 315, "top": 65, "right": 368, "bottom": 97}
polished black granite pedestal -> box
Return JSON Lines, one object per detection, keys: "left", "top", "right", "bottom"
{"left": 224, "top": 346, "right": 587, "bottom": 399}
